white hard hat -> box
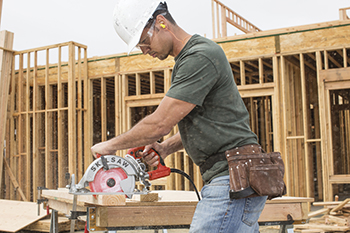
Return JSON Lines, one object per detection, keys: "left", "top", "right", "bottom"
{"left": 113, "top": 0, "right": 162, "bottom": 54}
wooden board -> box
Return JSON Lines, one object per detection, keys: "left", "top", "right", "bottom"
{"left": 97, "top": 205, "right": 195, "bottom": 227}
{"left": 0, "top": 199, "right": 47, "bottom": 232}
{"left": 93, "top": 195, "right": 313, "bottom": 228}
{"left": 41, "top": 189, "right": 314, "bottom": 229}
{"left": 280, "top": 24, "right": 350, "bottom": 54}
{"left": 0, "top": 30, "right": 14, "bottom": 194}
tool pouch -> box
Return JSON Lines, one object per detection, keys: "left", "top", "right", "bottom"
{"left": 226, "top": 145, "right": 286, "bottom": 200}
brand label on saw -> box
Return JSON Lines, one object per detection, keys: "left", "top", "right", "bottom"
{"left": 90, "top": 156, "right": 129, "bottom": 172}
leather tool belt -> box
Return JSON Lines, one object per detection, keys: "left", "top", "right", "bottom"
{"left": 225, "top": 144, "right": 286, "bottom": 200}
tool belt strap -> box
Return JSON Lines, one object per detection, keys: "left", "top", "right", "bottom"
{"left": 199, "top": 144, "right": 261, "bottom": 174}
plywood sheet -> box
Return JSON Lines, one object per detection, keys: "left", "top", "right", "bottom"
{"left": 0, "top": 200, "right": 47, "bottom": 232}
{"left": 280, "top": 25, "right": 350, "bottom": 53}
{"left": 119, "top": 54, "right": 174, "bottom": 72}
{"left": 220, "top": 37, "right": 276, "bottom": 59}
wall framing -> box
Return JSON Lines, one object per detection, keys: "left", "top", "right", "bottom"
{"left": 2, "top": 19, "right": 350, "bottom": 202}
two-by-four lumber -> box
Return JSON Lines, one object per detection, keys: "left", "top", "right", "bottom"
{"left": 0, "top": 1, "right": 3, "bottom": 28}
{"left": 330, "top": 198, "right": 350, "bottom": 214}
{"left": 0, "top": 30, "right": 14, "bottom": 196}
{"left": 211, "top": 0, "right": 261, "bottom": 39}
{"left": 3, "top": 159, "right": 27, "bottom": 201}
{"left": 339, "top": 7, "right": 350, "bottom": 20}
{"left": 42, "top": 189, "right": 126, "bottom": 207}
{"left": 68, "top": 42, "right": 77, "bottom": 176}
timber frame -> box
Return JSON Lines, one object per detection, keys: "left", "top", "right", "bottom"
{"left": 1, "top": 6, "right": 350, "bottom": 203}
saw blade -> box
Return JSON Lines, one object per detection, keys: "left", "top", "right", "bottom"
{"left": 89, "top": 167, "right": 128, "bottom": 193}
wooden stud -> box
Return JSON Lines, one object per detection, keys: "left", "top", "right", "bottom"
{"left": 57, "top": 46, "right": 66, "bottom": 188}
{"left": 77, "top": 47, "right": 83, "bottom": 181}
{"left": 216, "top": 1, "right": 220, "bottom": 38}
{"left": 272, "top": 56, "right": 282, "bottom": 153}
{"left": 259, "top": 58, "right": 263, "bottom": 84}
{"left": 280, "top": 55, "right": 291, "bottom": 195}
{"left": 68, "top": 42, "right": 77, "bottom": 176}
{"left": 25, "top": 52, "right": 31, "bottom": 200}
{"left": 45, "top": 48, "right": 53, "bottom": 189}
{"left": 101, "top": 77, "right": 107, "bottom": 142}
{"left": 240, "top": 60, "right": 245, "bottom": 85}
{"left": 84, "top": 48, "right": 93, "bottom": 171}
{"left": 211, "top": 0, "right": 216, "bottom": 39}
{"left": 220, "top": 5, "right": 227, "bottom": 38}
{"left": 136, "top": 73, "right": 141, "bottom": 96}
{"left": 121, "top": 74, "right": 127, "bottom": 137}
{"left": 174, "top": 151, "right": 182, "bottom": 190}
{"left": 150, "top": 71, "right": 156, "bottom": 94}
{"left": 316, "top": 51, "right": 330, "bottom": 201}
{"left": 300, "top": 53, "right": 311, "bottom": 199}
{"left": 17, "top": 53, "right": 23, "bottom": 200}
{"left": 0, "top": 30, "right": 14, "bottom": 194}
{"left": 344, "top": 48, "right": 348, "bottom": 68}
{"left": 32, "top": 51, "right": 39, "bottom": 201}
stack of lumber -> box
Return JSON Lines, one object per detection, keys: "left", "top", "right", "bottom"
{"left": 294, "top": 198, "right": 350, "bottom": 232}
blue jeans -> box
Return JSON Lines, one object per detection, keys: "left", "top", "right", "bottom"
{"left": 189, "top": 175, "right": 267, "bottom": 233}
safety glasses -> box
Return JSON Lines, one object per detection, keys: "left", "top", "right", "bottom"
{"left": 136, "top": 19, "right": 156, "bottom": 49}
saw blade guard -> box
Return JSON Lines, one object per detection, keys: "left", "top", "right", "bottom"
{"left": 76, "top": 155, "right": 138, "bottom": 194}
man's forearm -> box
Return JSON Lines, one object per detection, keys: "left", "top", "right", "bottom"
{"left": 92, "top": 114, "right": 171, "bottom": 155}
{"left": 161, "top": 132, "right": 183, "bottom": 156}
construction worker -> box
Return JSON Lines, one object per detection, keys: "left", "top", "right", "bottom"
{"left": 91, "top": 0, "right": 267, "bottom": 232}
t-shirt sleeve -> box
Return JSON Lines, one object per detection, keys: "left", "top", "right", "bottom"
{"left": 166, "top": 54, "right": 218, "bottom": 106}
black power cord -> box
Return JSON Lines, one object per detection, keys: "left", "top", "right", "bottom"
{"left": 170, "top": 168, "right": 201, "bottom": 201}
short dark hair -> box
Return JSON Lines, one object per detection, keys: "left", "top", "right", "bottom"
{"left": 145, "top": 2, "right": 176, "bottom": 28}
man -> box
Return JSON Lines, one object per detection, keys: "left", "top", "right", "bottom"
{"left": 91, "top": 1, "right": 266, "bottom": 232}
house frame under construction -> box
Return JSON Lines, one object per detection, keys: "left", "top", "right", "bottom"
{"left": 0, "top": 0, "right": 350, "bottom": 203}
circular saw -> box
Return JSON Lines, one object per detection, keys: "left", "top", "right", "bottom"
{"left": 67, "top": 147, "right": 171, "bottom": 198}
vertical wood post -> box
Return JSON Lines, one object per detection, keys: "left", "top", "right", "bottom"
{"left": 32, "top": 51, "right": 40, "bottom": 201}
{"left": 0, "top": 0, "right": 3, "bottom": 28}
{"left": 77, "top": 47, "right": 83, "bottom": 181}
{"left": 0, "top": 30, "right": 14, "bottom": 195}
{"left": 316, "top": 51, "right": 329, "bottom": 201}
{"left": 84, "top": 48, "right": 93, "bottom": 171}
{"left": 300, "top": 53, "right": 311, "bottom": 198}
{"left": 68, "top": 43, "right": 77, "bottom": 176}
{"left": 45, "top": 48, "right": 53, "bottom": 189}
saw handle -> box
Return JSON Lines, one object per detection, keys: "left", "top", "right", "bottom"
{"left": 127, "top": 146, "right": 171, "bottom": 180}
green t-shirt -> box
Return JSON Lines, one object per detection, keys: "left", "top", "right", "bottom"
{"left": 166, "top": 34, "right": 258, "bottom": 183}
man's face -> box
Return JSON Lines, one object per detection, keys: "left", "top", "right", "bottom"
{"left": 137, "top": 24, "right": 171, "bottom": 61}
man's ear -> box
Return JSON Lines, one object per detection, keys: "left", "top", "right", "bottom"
{"left": 156, "top": 15, "right": 167, "bottom": 28}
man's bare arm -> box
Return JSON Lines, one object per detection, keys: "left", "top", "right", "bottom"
{"left": 161, "top": 132, "right": 183, "bottom": 156}
{"left": 91, "top": 96, "right": 195, "bottom": 156}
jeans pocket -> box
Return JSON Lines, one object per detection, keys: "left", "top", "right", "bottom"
{"left": 241, "top": 196, "right": 267, "bottom": 226}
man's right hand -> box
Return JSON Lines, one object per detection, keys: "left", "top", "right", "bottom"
{"left": 140, "top": 142, "right": 166, "bottom": 167}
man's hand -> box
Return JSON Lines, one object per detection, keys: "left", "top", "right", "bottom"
{"left": 90, "top": 141, "right": 117, "bottom": 158}
{"left": 140, "top": 142, "right": 166, "bottom": 167}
